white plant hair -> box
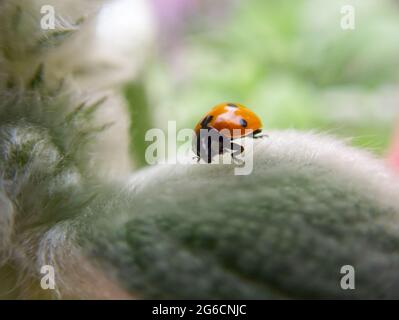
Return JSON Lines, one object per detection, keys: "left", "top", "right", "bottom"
{"left": 2, "top": 0, "right": 399, "bottom": 299}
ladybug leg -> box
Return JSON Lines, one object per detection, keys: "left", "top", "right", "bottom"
{"left": 230, "top": 142, "right": 245, "bottom": 165}
{"left": 253, "top": 129, "right": 268, "bottom": 139}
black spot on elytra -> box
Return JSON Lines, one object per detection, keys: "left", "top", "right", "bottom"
{"left": 240, "top": 118, "right": 248, "bottom": 128}
{"left": 200, "top": 115, "right": 213, "bottom": 128}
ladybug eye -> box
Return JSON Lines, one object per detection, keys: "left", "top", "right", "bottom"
{"left": 239, "top": 118, "right": 248, "bottom": 128}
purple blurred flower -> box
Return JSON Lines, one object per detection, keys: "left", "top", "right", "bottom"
{"left": 152, "top": 0, "right": 198, "bottom": 31}
{"left": 151, "top": 0, "right": 234, "bottom": 50}
{"left": 151, "top": 0, "right": 198, "bottom": 52}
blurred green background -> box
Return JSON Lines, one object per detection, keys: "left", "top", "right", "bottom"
{"left": 124, "top": 0, "right": 399, "bottom": 167}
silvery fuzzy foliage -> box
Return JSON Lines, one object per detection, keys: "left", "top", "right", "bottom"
{"left": 0, "top": 82, "right": 109, "bottom": 298}
{"left": 0, "top": 0, "right": 106, "bottom": 298}
{"left": 82, "top": 132, "right": 399, "bottom": 299}
{"left": 2, "top": 0, "right": 399, "bottom": 300}
{"left": 0, "top": 0, "right": 96, "bottom": 85}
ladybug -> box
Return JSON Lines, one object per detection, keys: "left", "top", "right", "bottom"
{"left": 193, "top": 102, "right": 264, "bottom": 163}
